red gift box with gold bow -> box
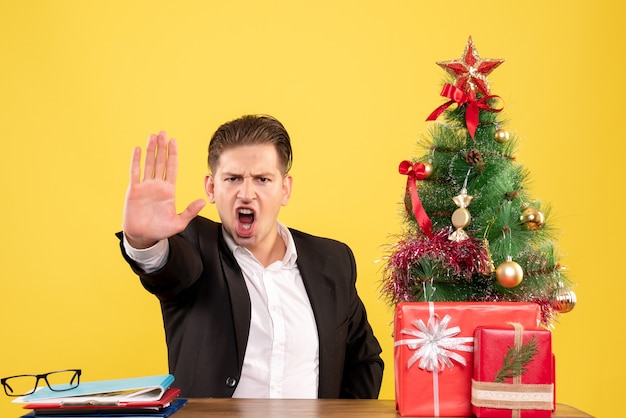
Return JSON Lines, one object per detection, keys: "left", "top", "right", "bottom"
{"left": 394, "top": 302, "right": 540, "bottom": 417}
{"left": 471, "top": 324, "right": 555, "bottom": 418}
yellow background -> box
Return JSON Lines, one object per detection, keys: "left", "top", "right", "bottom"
{"left": 0, "top": 2, "right": 620, "bottom": 417}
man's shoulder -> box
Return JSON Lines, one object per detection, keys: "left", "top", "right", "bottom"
{"left": 288, "top": 227, "right": 350, "bottom": 251}
{"left": 188, "top": 215, "right": 221, "bottom": 229}
{"left": 179, "top": 216, "right": 222, "bottom": 240}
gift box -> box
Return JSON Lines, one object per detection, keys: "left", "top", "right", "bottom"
{"left": 394, "top": 302, "right": 540, "bottom": 417}
{"left": 471, "top": 324, "right": 554, "bottom": 418}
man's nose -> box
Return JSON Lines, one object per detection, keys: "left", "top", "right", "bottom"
{"left": 237, "top": 178, "right": 256, "bottom": 200}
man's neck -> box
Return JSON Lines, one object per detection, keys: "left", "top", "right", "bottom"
{"left": 223, "top": 224, "right": 289, "bottom": 268}
{"left": 251, "top": 234, "right": 287, "bottom": 267}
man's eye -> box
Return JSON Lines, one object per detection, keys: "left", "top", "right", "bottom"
{"left": 257, "top": 177, "right": 270, "bottom": 183}
{"left": 225, "top": 177, "right": 241, "bottom": 182}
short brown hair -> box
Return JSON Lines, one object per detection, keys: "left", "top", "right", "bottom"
{"left": 208, "top": 115, "right": 293, "bottom": 174}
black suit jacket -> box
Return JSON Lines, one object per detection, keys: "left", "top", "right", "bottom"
{"left": 118, "top": 216, "right": 384, "bottom": 398}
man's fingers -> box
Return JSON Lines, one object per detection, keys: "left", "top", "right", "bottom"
{"left": 154, "top": 131, "right": 168, "bottom": 180}
{"left": 129, "top": 146, "right": 142, "bottom": 184}
{"left": 130, "top": 130, "right": 178, "bottom": 184}
{"left": 165, "top": 138, "right": 178, "bottom": 185}
{"left": 178, "top": 199, "right": 207, "bottom": 225}
{"left": 144, "top": 133, "right": 158, "bottom": 179}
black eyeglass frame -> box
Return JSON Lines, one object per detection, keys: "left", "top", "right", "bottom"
{"left": 0, "top": 369, "right": 82, "bottom": 397}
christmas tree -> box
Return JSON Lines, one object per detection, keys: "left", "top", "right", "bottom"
{"left": 382, "top": 37, "right": 576, "bottom": 326}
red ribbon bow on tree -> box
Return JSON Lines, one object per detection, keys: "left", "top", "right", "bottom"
{"left": 426, "top": 83, "right": 503, "bottom": 139}
{"left": 399, "top": 160, "right": 433, "bottom": 238}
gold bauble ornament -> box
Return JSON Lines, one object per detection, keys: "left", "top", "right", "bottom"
{"left": 551, "top": 285, "right": 577, "bottom": 313}
{"left": 423, "top": 162, "right": 434, "bottom": 179}
{"left": 495, "top": 257, "right": 523, "bottom": 288}
{"left": 520, "top": 206, "right": 545, "bottom": 230}
{"left": 494, "top": 128, "right": 510, "bottom": 143}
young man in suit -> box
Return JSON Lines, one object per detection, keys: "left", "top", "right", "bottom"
{"left": 118, "top": 115, "right": 384, "bottom": 399}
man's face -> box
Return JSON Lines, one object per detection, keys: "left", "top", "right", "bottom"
{"left": 205, "top": 144, "right": 292, "bottom": 254}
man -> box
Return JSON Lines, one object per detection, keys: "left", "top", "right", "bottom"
{"left": 118, "top": 115, "right": 383, "bottom": 399}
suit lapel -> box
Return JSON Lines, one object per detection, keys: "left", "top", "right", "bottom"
{"left": 293, "top": 234, "right": 337, "bottom": 396}
{"left": 218, "top": 230, "right": 251, "bottom": 370}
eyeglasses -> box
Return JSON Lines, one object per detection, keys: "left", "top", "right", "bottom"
{"left": 1, "top": 369, "right": 81, "bottom": 397}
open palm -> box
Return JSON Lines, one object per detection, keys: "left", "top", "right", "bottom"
{"left": 122, "top": 132, "right": 206, "bottom": 249}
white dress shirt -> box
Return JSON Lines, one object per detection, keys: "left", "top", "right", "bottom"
{"left": 123, "top": 222, "right": 319, "bottom": 398}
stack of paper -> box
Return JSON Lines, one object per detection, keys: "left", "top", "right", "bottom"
{"left": 14, "top": 374, "right": 186, "bottom": 417}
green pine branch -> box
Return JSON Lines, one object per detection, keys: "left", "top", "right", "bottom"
{"left": 494, "top": 335, "right": 539, "bottom": 383}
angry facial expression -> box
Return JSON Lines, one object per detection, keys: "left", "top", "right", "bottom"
{"left": 205, "top": 144, "right": 292, "bottom": 259}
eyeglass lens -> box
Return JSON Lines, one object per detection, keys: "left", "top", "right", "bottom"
{"left": 2, "top": 370, "right": 80, "bottom": 396}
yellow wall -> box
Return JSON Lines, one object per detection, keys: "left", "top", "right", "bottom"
{"left": 0, "top": 2, "right": 620, "bottom": 416}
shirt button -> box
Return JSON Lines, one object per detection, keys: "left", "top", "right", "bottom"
{"left": 225, "top": 377, "right": 237, "bottom": 388}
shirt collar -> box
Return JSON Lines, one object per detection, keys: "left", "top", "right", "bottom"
{"left": 222, "top": 221, "right": 298, "bottom": 269}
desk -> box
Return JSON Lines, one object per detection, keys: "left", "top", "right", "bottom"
{"left": 174, "top": 399, "right": 594, "bottom": 417}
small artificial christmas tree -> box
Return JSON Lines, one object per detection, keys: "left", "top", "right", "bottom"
{"left": 382, "top": 37, "right": 576, "bottom": 326}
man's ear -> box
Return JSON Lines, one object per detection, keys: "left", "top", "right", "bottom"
{"left": 204, "top": 174, "right": 216, "bottom": 203}
{"left": 282, "top": 174, "right": 293, "bottom": 206}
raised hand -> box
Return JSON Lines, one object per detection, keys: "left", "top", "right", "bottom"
{"left": 122, "top": 131, "right": 206, "bottom": 249}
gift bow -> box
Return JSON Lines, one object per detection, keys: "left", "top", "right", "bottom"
{"left": 426, "top": 83, "right": 503, "bottom": 139}
{"left": 398, "top": 160, "right": 433, "bottom": 238}
{"left": 395, "top": 313, "right": 474, "bottom": 371}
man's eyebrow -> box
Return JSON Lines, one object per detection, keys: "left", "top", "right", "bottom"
{"left": 217, "top": 172, "right": 240, "bottom": 178}
{"left": 220, "top": 171, "right": 277, "bottom": 178}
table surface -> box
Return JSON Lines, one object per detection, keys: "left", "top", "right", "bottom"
{"left": 173, "top": 399, "right": 594, "bottom": 417}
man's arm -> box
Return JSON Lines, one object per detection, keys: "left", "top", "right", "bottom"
{"left": 340, "top": 290, "right": 384, "bottom": 399}
{"left": 116, "top": 222, "right": 205, "bottom": 301}
{"left": 336, "top": 241, "right": 384, "bottom": 399}
{"left": 122, "top": 235, "right": 169, "bottom": 274}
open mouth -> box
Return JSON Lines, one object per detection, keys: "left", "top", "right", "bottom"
{"left": 237, "top": 208, "right": 255, "bottom": 233}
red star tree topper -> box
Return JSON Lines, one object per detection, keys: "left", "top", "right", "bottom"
{"left": 437, "top": 36, "right": 504, "bottom": 96}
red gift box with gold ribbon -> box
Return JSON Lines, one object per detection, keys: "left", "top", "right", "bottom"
{"left": 471, "top": 324, "right": 554, "bottom": 418}
{"left": 394, "top": 302, "right": 541, "bottom": 417}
